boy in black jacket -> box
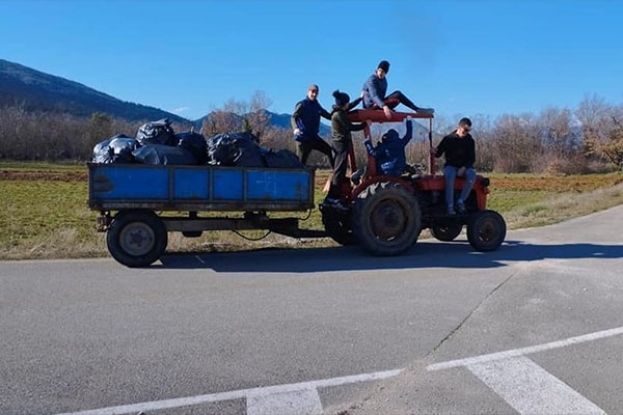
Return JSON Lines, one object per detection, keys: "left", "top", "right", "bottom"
{"left": 432, "top": 117, "right": 476, "bottom": 215}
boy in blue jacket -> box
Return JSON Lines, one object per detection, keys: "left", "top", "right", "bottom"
{"left": 364, "top": 117, "right": 413, "bottom": 177}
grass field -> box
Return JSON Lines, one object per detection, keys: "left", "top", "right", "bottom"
{"left": 1, "top": 162, "right": 622, "bottom": 260}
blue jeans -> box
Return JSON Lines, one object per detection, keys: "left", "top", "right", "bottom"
{"left": 443, "top": 166, "right": 476, "bottom": 209}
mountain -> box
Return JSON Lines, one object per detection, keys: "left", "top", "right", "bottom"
{"left": 0, "top": 59, "right": 189, "bottom": 123}
{"left": 0, "top": 58, "right": 329, "bottom": 134}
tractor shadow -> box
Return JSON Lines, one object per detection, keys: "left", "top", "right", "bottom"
{"left": 156, "top": 238, "right": 623, "bottom": 272}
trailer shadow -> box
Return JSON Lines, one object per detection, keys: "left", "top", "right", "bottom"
{"left": 156, "top": 238, "right": 623, "bottom": 272}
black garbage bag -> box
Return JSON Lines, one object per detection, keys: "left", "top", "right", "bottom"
{"left": 136, "top": 118, "right": 176, "bottom": 146}
{"left": 263, "top": 149, "right": 305, "bottom": 168}
{"left": 207, "top": 131, "right": 265, "bottom": 167}
{"left": 109, "top": 136, "right": 140, "bottom": 163}
{"left": 92, "top": 134, "right": 139, "bottom": 164}
{"left": 93, "top": 139, "right": 114, "bottom": 164}
{"left": 176, "top": 131, "right": 208, "bottom": 164}
{"left": 133, "top": 144, "right": 197, "bottom": 165}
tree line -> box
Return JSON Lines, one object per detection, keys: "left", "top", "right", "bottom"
{"left": 0, "top": 93, "right": 621, "bottom": 174}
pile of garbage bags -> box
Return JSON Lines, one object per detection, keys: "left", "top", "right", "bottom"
{"left": 92, "top": 118, "right": 304, "bottom": 169}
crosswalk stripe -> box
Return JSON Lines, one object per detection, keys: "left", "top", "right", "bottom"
{"left": 247, "top": 387, "right": 323, "bottom": 415}
{"left": 467, "top": 356, "right": 606, "bottom": 415}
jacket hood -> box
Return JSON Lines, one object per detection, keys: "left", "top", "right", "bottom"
{"left": 382, "top": 129, "right": 399, "bottom": 143}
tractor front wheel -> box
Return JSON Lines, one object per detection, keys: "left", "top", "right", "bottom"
{"left": 467, "top": 210, "right": 506, "bottom": 252}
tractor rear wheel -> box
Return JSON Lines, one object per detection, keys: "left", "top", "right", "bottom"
{"left": 467, "top": 210, "right": 506, "bottom": 252}
{"left": 353, "top": 182, "right": 421, "bottom": 256}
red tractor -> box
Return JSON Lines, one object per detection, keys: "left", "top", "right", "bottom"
{"left": 319, "top": 110, "right": 506, "bottom": 256}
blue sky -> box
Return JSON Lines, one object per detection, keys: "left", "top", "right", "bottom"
{"left": 1, "top": 0, "right": 622, "bottom": 121}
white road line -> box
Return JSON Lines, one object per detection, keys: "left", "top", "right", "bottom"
{"left": 54, "top": 326, "right": 623, "bottom": 415}
{"left": 467, "top": 356, "right": 607, "bottom": 415}
{"left": 427, "top": 325, "right": 623, "bottom": 371}
{"left": 53, "top": 368, "right": 402, "bottom": 415}
{"left": 247, "top": 387, "right": 323, "bottom": 415}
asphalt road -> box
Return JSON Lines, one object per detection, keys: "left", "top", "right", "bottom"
{"left": 1, "top": 205, "right": 622, "bottom": 415}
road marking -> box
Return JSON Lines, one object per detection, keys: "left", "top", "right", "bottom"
{"left": 467, "top": 355, "right": 606, "bottom": 415}
{"left": 53, "top": 368, "right": 402, "bottom": 415}
{"left": 427, "top": 325, "right": 623, "bottom": 371}
{"left": 247, "top": 387, "right": 322, "bottom": 415}
{"left": 54, "top": 326, "right": 623, "bottom": 415}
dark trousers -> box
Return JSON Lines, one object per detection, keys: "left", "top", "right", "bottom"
{"left": 328, "top": 139, "right": 350, "bottom": 199}
{"left": 383, "top": 90, "right": 419, "bottom": 112}
{"left": 298, "top": 137, "right": 334, "bottom": 167}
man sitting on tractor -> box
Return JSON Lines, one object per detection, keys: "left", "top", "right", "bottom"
{"left": 432, "top": 117, "right": 477, "bottom": 215}
{"left": 363, "top": 116, "right": 413, "bottom": 177}
{"left": 361, "top": 60, "right": 434, "bottom": 119}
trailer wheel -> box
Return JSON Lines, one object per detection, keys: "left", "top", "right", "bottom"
{"left": 467, "top": 210, "right": 506, "bottom": 252}
{"left": 320, "top": 205, "right": 355, "bottom": 246}
{"left": 106, "top": 210, "right": 168, "bottom": 267}
{"left": 430, "top": 223, "right": 463, "bottom": 242}
{"left": 353, "top": 182, "right": 421, "bottom": 256}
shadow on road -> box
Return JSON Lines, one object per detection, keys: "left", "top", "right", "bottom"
{"left": 156, "top": 239, "right": 623, "bottom": 272}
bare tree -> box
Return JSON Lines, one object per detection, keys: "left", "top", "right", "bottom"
{"left": 492, "top": 113, "right": 541, "bottom": 173}
{"left": 601, "top": 105, "right": 623, "bottom": 170}
{"left": 576, "top": 94, "right": 617, "bottom": 165}
{"left": 200, "top": 90, "right": 275, "bottom": 141}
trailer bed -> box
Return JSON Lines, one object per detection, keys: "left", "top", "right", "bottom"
{"left": 88, "top": 163, "right": 315, "bottom": 212}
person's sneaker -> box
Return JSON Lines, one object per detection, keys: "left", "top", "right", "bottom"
{"left": 416, "top": 107, "right": 435, "bottom": 114}
{"left": 456, "top": 202, "right": 467, "bottom": 214}
{"left": 351, "top": 169, "right": 364, "bottom": 185}
{"left": 447, "top": 207, "right": 456, "bottom": 215}
{"left": 323, "top": 198, "right": 349, "bottom": 210}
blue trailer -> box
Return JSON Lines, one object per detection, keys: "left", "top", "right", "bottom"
{"left": 88, "top": 163, "right": 323, "bottom": 267}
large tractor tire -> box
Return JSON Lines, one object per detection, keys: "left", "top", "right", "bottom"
{"left": 320, "top": 204, "right": 355, "bottom": 246}
{"left": 467, "top": 210, "right": 506, "bottom": 252}
{"left": 430, "top": 223, "right": 463, "bottom": 242}
{"left": 353, "top": 182, "right": 421, "bottom": 256}
{"left": 106, "top": 210, "right": 168, "bottom": 267}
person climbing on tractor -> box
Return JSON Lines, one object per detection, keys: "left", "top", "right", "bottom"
{"left": 324, "top": 90, "right": 366, "bottom": 209}
{"left": 363, "top": 116, "right": 414, "bottom": 177}
{"left": 361, "top": 60, "right": 434, "bottom": 120}
{"left": 291, "top": 84, "right": 334, "bottom": 167}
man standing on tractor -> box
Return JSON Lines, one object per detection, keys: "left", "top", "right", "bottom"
{"left": 361, "top": 60, "right": 435, "bottom": 120}
{"left": 432, "top": 117, "right": 477, "bottom": 215}
{"left": 291, "top": 84, "right": 334, "bottom": 167}
{"left": 324, "top": 90, "right": 366, "bottom": 209}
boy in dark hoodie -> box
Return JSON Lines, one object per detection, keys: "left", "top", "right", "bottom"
{"left": 324, "top": 90, "right": 365, "bottom": 208}
{"left": 363, "top": 117, "right": 414, "bottom": 177}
